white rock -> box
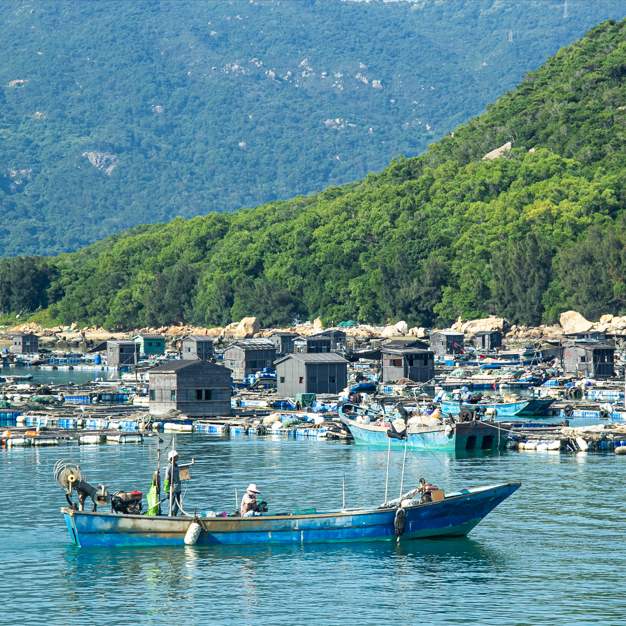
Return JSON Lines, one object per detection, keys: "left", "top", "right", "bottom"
{"left": 482, "top": 142, "right": 512, "bottom": 161}
{"left": 234, "top": 317, "right": 260, "bottom": 339}
{"left": 559, "top": 311, "right": 593, "bottom": 334}
{"left": 394, "top": 320, "right": 408, "bottom": 335}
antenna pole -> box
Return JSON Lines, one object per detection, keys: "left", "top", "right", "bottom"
{"left": 384, "top": 437, "right": 391, "bottom": 503}
{"left": 399, "top": 438, "right": 408, "bottom": 500}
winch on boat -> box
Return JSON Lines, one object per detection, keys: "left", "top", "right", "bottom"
{"left": 53, "top": 458, "right": 142, "bottom": 514}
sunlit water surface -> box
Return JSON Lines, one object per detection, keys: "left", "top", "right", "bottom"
{"left": 1, "top": 435, "right": 624, "bottom": 625}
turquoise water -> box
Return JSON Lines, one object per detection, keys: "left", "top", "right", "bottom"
{"left": 22, "top": 367, "right": 120, "bottom": 386}
{"left": 2, "top": 436, "right": 625, "bottom": 625}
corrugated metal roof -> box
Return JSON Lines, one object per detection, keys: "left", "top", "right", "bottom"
{"left": 274, "top": 352, "right": 348, "bottom": 366}
{"left": 134, "top": 334, "right": 165, "bottom": 340}
{"left": 228, "top": 340, "right": 276, "bottom": 349}
{"left": 148, "top": 360, "right": 227, "bottom": 373}
{"left": 183, "top": 336, "right": 214, "bottom": 342}
{"left": 382, "top": 348, "right": 433, "bottom": 355}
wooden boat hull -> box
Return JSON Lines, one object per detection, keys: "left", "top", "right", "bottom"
{"left": 441, "top": 398, "right": 554, "bottom": 418}
{"left": 62, "top": 482, "right": 520, "bottom": 548}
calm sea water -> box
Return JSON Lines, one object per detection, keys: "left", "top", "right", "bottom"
{"left": 1, "top": 435, "right": 625, "bottom": 625}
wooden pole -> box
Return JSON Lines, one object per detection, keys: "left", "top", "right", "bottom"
{"left": 235, "top": 488, "right": 238, "bottom": 514}
{"left": 342, "top": 473, "right": 346, "bottom": 509}
{"left": 169, "top": 436, "right": 175, "bottom": 517}
{"left": 399, "top": 438, "right": 408, "bottom": 500}
{"left": 384, "top": 437, "right": 391, "bottom": 503}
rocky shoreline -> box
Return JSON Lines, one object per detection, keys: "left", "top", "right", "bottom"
{"left": 2, "top": 310, "right": 622, "bottom": 350}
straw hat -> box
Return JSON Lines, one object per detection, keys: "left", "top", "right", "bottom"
{"left": 168, "top": 450, "right": 178, "bottom": 460}
{"left": 247, "top": 483, "right": 261, "bottom": 494}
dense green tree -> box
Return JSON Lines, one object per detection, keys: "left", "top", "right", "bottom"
{"left": 555, "top": 226, "right": 626, "bottom": 319}
{"left": 491, "top": 233, "right": 553, "bottom": 326}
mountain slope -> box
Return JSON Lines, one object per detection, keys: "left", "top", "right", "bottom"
{"left": 1, "top": 0, "right": 626, "bottom": 255}
{"left": 5, "top": 17, "right": 626, "bottom": 329}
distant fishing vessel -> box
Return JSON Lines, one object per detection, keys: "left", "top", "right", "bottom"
{"left": 339, "top": 403, "right": 507, "bottom": 451}
{"left": 440, "top": 398, "right": 554, "bottom": 418}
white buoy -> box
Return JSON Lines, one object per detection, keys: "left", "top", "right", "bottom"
{"left": 184, "top": 522, "right": 202, "bottom": 545}
{"left": 616, "top": 446, "right": 626, "bottom": 456}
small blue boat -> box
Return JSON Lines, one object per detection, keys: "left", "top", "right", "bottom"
{"left": 339, "top": 403, "right": 507, "bottom": 451}
{"left": 62, "top": 482, "right": 520, "bottom": 548}
{"left": 440, "top": 398, "right": 554, "bottom": 418}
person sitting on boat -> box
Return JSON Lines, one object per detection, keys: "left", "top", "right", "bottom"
{"left": 164, "top": 450, "right": 182, "bottom": 516}
{"left": 418, "top": 478, "right": 437, "bottom": 503}
{"left": 241, "top": 483, "right": 262, "bottom": 517}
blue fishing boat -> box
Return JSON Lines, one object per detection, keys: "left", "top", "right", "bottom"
{"left": 339, "top": 403, "right": 507, "bottom": 451}
{"left": 61, "top": 482, "right": 520, "bottom": 548}
{"left": 440, "top": 398, "right": 554, "bottom": 418}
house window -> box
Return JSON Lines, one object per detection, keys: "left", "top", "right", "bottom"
{"left": 188, "top": 347, "right": 192, "bottom": 352}
{"left": 170, "top": 390, "right": 176, "bottom": 402}
{"left": 204, "top": 390, "right": 212, "bottom": 400}
{"left": 299, "top": 377, "right": 304, "bottom": 384}
{"left": 580, "top": 356, "right": 586, "bottom": 363}
{"left": 148, "top": 342, "right": 152, "bottom": 347}
{"left": 329, "top": 376, "right": 336, "bottom": 384}
{"left": 280, "top": 377, "right": 285, "bottom": 383}
{"left": 391, "top": 359, "right": 402, "bottom": 367}
{"left": 149, "top": 390, "right": 155, "bottom": 401}
{"left": 196, "top": 389, "right": 203, "bottom": 400}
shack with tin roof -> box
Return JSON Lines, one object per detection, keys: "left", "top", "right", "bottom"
{"left": 182, "top": 336, "right": 214, "bottom": 361}
{"left": 267, "top": 331, "right": 297, "bottom": 356}
{"left": 474, "top": 330, "right": 502, "bottom": 351}
{"left": 12, "top": 333, "right": 39, "bottom": 354}
{"left": 275, "top": 353, "right": 348, "bottom": 396}
{"left": 563, "top": 341, "right": 615, "bottom": 378}
{"left": 223, "top": 339, "right": 277, "bottom": 380}
{"left": 107, "top": 340, "right": 139, "bottom": 366}
{"left": 429, "top": 331, "right": 464, "bottom": 355}
{"left": 134, "top": 333, "right": 166, "bottom": 356}
{"left": 293, "top": 333, "right": 332, "bottom": 354}
{"left": 381, "top": 347, "right": 435, "bottom": 383}
{"left": 148, "top": 360, "right": 231, "bottom": 416}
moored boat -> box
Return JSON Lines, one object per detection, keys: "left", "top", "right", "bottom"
{"left": 440, "top": 398, "right": 554, "bottom": 418}
{"left": 339, "top": 403, "right": 507, "bottom": 451}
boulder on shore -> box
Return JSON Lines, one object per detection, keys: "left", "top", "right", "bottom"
{"left": 559, "top": 311, "right": 593, "bottom": 334}
{"left": 235, "top": 317, "right": 260, "bottom": 339}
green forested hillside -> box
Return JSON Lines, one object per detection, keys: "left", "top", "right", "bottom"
{"left": 5, "top": 17, "right": 626, "bottom": 330}
{"left": 1, "top": 0, "right": 626, "bottom": 255}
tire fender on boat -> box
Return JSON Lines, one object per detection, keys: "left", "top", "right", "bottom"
{"left": 394, "top": 508, "right": 406, "bottom": 537}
